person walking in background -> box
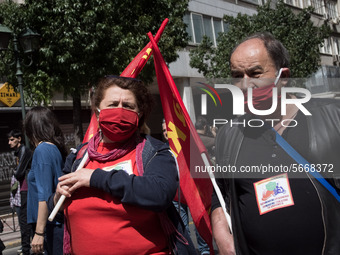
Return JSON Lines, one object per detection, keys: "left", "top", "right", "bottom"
{"left": 161, "top": 118, "right": 168, "bottom": 142}
{"left": 7, "top": 129, "right": 32, "bottom": 255}
{"left": 0, "top": 219, "right": 5, "bottom": 254}
{"left": 9, "top": 175, "right": 20, "bottom": 222}
{"left": 24, "top": 107, "right": 66, "bottom": 254}
{"left": 195, "top": 116, "right": 217, "bottom": 164}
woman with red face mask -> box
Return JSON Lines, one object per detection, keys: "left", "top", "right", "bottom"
{"left": 49, "top": 76, "right": 195, "bottom": 255}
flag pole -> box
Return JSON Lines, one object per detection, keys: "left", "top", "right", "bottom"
{"left": 200, "top": 153, "right": 233, "bottom": 234}
{"left": 48, "top": 152, "right": 89, "bottom": 221}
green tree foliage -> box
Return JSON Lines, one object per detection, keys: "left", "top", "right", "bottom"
{"left": 0, "top": 0, "right": 188, "bottom": 142}
{"left": 23, "top": 0, "right": 188, "bottom": 93}
{"left": 189, "top": 1, "right": 330, "bottom": 79}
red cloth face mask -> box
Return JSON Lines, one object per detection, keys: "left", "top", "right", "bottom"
{"left": 98, "top": 108, "right": 139, "bottom": 142}
{"left": 243, "top": 68, "right": 283, "bottom": 114}
{"left": 243, "top": 83, "right": 280, "bottom": 113}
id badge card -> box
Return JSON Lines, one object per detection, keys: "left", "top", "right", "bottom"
{"left": 102, "top": 160, "right": 133, "bottom": 175}
{"left": 254, "top": 173, "right": 294, "bottom": 215}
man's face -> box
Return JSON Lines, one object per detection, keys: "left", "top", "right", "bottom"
{"left": 8, "top": 136, "right": 21, "bottom": 149}
{"left": 230, "top": 38, "right": 279, "bottom": 90}
{"left": 162, "top": 122, "right": 168, "bottom": 141}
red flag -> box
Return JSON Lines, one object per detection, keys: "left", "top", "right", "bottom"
{"left": 82, "top": 19, "right": 169, "bottom": 143}
{"left": 121, "top": 19, "right": 168, "bottom": 78}
{"left": 82, "top": 111, "right": 98, "bottom": 143}
{"left": 147, "top": 32, "right": 214, "bottom": 253}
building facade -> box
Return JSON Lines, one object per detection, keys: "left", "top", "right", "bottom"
{"left": 166, "top": 0, "right": 340, "bottom": 116}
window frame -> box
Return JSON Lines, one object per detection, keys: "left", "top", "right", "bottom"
{"left": 184, "top": 12, "right": 229, "bottom": 47}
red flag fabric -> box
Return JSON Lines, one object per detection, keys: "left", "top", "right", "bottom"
{"left": 82, "top": 110, "right": 99, "bottom": 143}
{"left": 121, "top": 19, "right": 168, "bottom": 78}
{"left": 147, "top": 32, "right": 214, "bottom": 253}
{"left": 82, "top": 19, "right": 169, "bottom": 143}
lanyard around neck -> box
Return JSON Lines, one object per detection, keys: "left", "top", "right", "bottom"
{"left": 274, "top": 129, "right": 340, "bottom": 202}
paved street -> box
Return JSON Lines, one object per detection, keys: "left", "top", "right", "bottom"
{"left": 0, "top": 213, "right": 20, "bottom": 255}
{"left": 3, "top": 246, "right": 20, "bottom": 255}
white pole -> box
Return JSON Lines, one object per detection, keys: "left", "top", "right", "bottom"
{"left": 201, "top": 152, "right": 232, "bottom": 233}
{"left": 48, "top": 152, "right": 89, "bottom": 222}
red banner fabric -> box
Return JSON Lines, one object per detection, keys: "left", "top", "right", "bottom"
{"left": 120, "top": 19, "right": 168, "bottom": 78}
{"left": 147, "top": 32, "right": 214, "bottom": 254}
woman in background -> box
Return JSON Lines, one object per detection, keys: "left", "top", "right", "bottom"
{"left": 24, "top": 106, "right": 66, "bottom": 254}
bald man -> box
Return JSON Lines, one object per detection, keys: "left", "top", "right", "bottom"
{"left": 211, "top": 32, "right": 340, "bottom": 255}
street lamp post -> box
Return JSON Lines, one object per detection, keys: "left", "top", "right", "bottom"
{"left": 13, "top": 35, "right": 26, "bottom": 121}
{"left": 0, "top": 25, "right": 40, "bottom": 148}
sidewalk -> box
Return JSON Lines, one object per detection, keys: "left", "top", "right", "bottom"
{"left": 0, "top": 213, "right": 21, "bottom": 249}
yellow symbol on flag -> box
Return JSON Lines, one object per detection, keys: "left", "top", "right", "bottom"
{"left": 142, "top": 48, "right": 152, "bottom": 60}
{"left": 167, "top": 121, "right": 187, "bottom": 158}
{"left": 173, "top": 100, "right": 186, "bottom": 127}
{"left": 0, "top": 83, "right": 20, "bottom": 107}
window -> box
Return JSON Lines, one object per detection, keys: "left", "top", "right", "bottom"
{"left": 203, "top": 16, "right": 214, "bottom": 43}
{"left": 242, "top": 0, "right": 261, "bottom": 5}
{"left": 284, "top": 0, "right": 294, "bottom": 6}
{"left": 213, "top": 18, "right": 223, "bottom": 40}
{"left": 320, "top": 38, "right": 332, "bottom": 54}
{"left": 192, "top": 13, "right": 204, "bottom": 44}
{"left": 326, "top": 0, "right": 338, "bottom": 18}
{"left": 183, "top": 13, "right": 193, "bottom": 43}
{"left": 223, "top": 22, "right": 230, "bottom": 34}
{"left": 284, "top": 0, "right": 304, "bottom": 8}
{"left": 183, "top": 12, "right": 229, "bottom": 46}
{"left": 307, "top": 0, "right": 323, "bottom": 15}
{"left": 332, "top": 37, "right": 340, "bottom": 55}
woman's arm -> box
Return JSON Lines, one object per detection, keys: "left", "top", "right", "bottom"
{"left": 58, "top": 147, "right": 178, "bottom": 212}
{"left": 92, "top": 147, "right": 178, "bottom": 210}
{"left": 31, "top": 201, "right": 48, "bottom": 254}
